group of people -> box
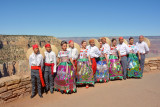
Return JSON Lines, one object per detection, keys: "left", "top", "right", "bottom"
{"left": 29, "top": 35, "right": 149, "bottom": 98}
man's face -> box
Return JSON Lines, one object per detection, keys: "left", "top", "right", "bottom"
{"left": 90, "top": 41, "right": 95, "bottom": 47}
{"left": 69, "top": 42, "right": 74, "bottom": 48}
{"left": 46, "top": 47, "right": 51, "bottom": 52}
{"left": 139, "top": 36, "right": 144, "bottom": 42}
{"left": 102, "top": 39, "right": 106, "bottom": 44}
{"left": 34, "top": 48, "right": 39, "bottom": 54}
{"left": 129, "top": 39, "right": 134, "bottom": 45}
{"left": 119, "top": 39, "right": 123, "bottom": 44}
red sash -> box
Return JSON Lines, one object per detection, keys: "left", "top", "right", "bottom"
{"left": 44, "top": 63, "right": 54, "bottom": 75}
{"left": 73, "top": 60, "right": 77, "bottom": 72}
{"left": 91, "top": 58, "right": 97, "bottom": 74}
{"left": 31, "top": 66, "right": 45, "bottom": 87}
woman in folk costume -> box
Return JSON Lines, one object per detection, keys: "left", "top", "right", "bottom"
{"left": 108, "top": 38, "right": 123, "bottom": 80}
{"left": 86, "top": 39, "right": 101, "bottom": 82}
{"left": 95, "top": 39, "right": 109, "bottom": 83}
{"left": 44, "top": 44, "right": 56, "bottom": 94}
{"left": 76, "top": 40, "right": 94, "bottom": 88}
{"left": 67, "top": 40, "right": 78, "bottom": 72}
{"left": 127, "top": 37, "right": 142, "bottom": 78}
{"left": 29, "top": 44, "right": 45, "bottom": 98}
{"left": 54, "top": 40, "right": 77, "bottom": 94}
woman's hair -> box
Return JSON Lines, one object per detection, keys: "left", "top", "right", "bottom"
{"left": 61, "top": 40, "right": 67, "bottom": 46}
{"left": 129, "top": 37, "right": 134, "bottom": 40}
{"left": 81, "top": 40, "right": 86, "bottom": 44}
{"left": 111, "top": 38, "right": 117, "bottom": 42}
{"left": 98, "top": 39, "right": 102, "bottom": 42}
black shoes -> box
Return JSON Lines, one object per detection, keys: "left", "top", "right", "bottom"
{"left": 30, "top": 94, "right": 36, "bottom": 98}
{"left": 39, "top": 95, "right": 43, "bottom": 98}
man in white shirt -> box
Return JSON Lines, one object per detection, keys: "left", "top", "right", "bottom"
{"left": 86, "top": 39, "right": 101, "bottom": 82}
{"left": 101, "top": 37, "right": 110, "bottom": 60}
{"left": 44, "top": 44, "right": 56, "bottom": 94}
{"left": 29, "top": 44, "right": 44, "bottom": 98}
{"left": 67, "top": 40, "right": 78, "bottom": 72}
{"left": 136, "top": 35, "right": 149, "bottom": 74}
{"left": 117, "top": 37, "right": 130, "bottom": 80}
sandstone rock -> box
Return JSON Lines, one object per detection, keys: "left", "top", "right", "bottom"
{"left": 21, "top": 75, "right": 31, "bottom": 82}
{"left": 0, "top": 81, "right": 5, "bottom": 88}
{"left": 25, "top": 84, "right": 31, "bottom": 88}
{"left": 13, "top": 88, "right": 26, "bottom": 95}
{"left": 7, "top": 84, "right": 19, "bottom": 90}
{"left": 144, "top": 65, "right": 150, "bottom": 72}
{"left": 0, "top": 86, "right": 7, "bottom": 94}
{"left": 19, "top": 81, "right": 31, "bottom": 87}
{"left": 5, "top": 75, "right": 21, "bottom": 86}
{"left": 150, "top": 67, "right": 157, "bottom": 70}
{"left": 4, "top": 95, "right": 18, "bottom": 103}
{"left": 25, "top": 87, "right": 31, "bottom": 92}
{"left": 0, "top": 91, "right": 12, "bottom": 99}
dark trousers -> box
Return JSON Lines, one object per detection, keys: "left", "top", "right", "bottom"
{"left": 140, "top": 54, "right": 145, "bottom": 74}
{"left": 120, "top": 56, "right": 128, "bottom": 79}
{"left": 44, "top": 66, "right": 54, "bottom": 92}
{"left": 31, "top": 69, "right": 42, "bottom": 96}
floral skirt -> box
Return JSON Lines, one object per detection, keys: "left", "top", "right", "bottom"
{"left": 95, "top": 57, "right": 109, "bottom": 82}
{"left": 127, "top": 53, "right": 142, "bottom": 78}
{"left": 54, "top": 62, "right": 76, "bottom": 93}
{"left": 76, "top": 58, "right": 94, "bottom": 85}
{"left": 108, "top": 55, "right": 123, "bottom": 80}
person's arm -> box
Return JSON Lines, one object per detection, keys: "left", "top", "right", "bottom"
{"left": 70, "top": 58, "right": 76, "bottom": 71}
{"left": 88, "top": 55, "right": 92, "bottom": 66}
{"left": 104, "top": 53, "right": 108, "bottom": 63}
{"left": 144, "top": 42, "right": 149, "bottom": 54}
{"left": 40, "top": 56, "right": 44, "bottom": 70}
{"left": 118, "top": 50, "right": 121, "bottom": 62}
{"left": 125, "top": 44, "right": 130, "bottom": 54}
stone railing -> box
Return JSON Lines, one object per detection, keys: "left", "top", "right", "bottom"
{"left": 0, "top": 75, "right": 31, "bottom": 103}
{"left": 144, "top": 57, "right": 160, "bottom": 72}
{"left": 0, "top": 57, "right": 160, "bottom": 104}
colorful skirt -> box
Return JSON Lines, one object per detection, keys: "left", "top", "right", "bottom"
{"left": 54, "top": 62, "right": 76, "bottom": 94}
{"left": 127, "top": 53, "right": 142, "bottom": 78}
{"left": 108, "top": 55, "right": 123, "bottom": 80}
{"left": 76, "top": 58, "right": 94, "bottom": 85}
{"left": 95, "top": 57, "right": 109, "bottom": 82}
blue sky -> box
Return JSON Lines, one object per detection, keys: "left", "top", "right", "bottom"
{"left": 0, "top": 0, "right": 160, "bottom": 37}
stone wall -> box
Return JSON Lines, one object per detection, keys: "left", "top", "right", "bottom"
{"left": 0, "top": 57, "right": 159, "bottom": 104}
{"left": 0, "top": 75, "right": 31, "bottom": 103}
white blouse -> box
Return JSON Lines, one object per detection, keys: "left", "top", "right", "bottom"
{"left": 128, "top": 44, "right": 139, "bottom": 54}
{"left": 67, "top": 47, "right": 78, "bottom": 60}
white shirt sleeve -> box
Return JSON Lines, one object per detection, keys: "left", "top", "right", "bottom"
{"left": 144, "top": 42, "right": 149, "bottom": 52}
{"left": 95, "top": 46, "right": 101, "bottom": 57}
{"left": 68, "top": 51, "right": 72, "bottom": 58}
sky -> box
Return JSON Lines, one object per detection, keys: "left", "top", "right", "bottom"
{"left": 0, "top": 0, "right": 160, "bottom": 37}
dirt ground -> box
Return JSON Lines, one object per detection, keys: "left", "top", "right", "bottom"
{"left": 2, "top": 71, "right": 160, "bottom": 107}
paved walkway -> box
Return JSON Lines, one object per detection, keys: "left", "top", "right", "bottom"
{"left": 3, "top": 72, "right": 160, "bottom": 107}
